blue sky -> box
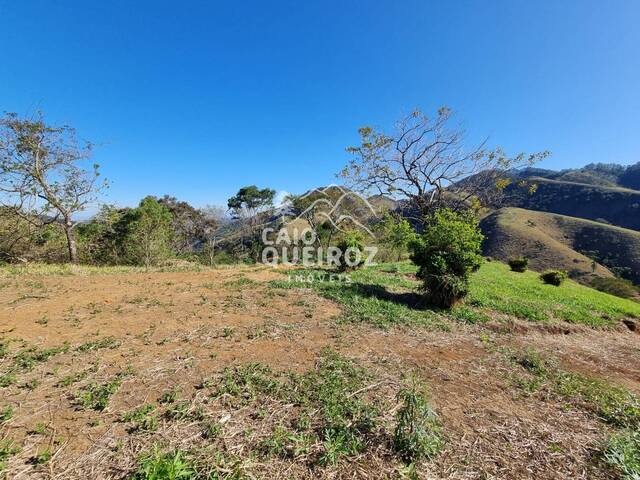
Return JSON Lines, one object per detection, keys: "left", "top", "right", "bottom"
{"left": 1, "top": 1, "right": 639, "bottom": 212}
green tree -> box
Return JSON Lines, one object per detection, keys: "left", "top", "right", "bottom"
{"left": 378, "top": 214, "right": 416, "bottom": 261}
{"left": 76, "top": 205, "right": 127, "bottom": 264}
{"left": 0, "top": 112, "right": 106, "bottom": 263}
{"left": 410, "top": 209, "right": 484, "bottom": 308}
{"left": 227, "top": 185, "right": 275, "bottom": 259}
{"left": 124, "top": 197, "right": 174, "bottom": 267}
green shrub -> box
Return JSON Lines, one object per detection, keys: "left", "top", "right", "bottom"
{"left": 410, "top": 209, "right": 484, "bottom": 308}
{"left": 540, "top": 270, "right": 568, "bottom": 286}
{"left": 605, "top": 430, "right": 640, "bottom": 479}
{"left": 508, "top": 257, "right": 529, "bottom": 273}
{"left": 336, "top": 231, "right": 366, "bottom": 272}
{"left": 393, "top": 381, "right": 443, "bottom": 462}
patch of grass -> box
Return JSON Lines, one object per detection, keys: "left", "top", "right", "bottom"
{"left": 131, "top": 445, "right": 196, "bottom": 480}
{"left": 270, "top": 268, "right": 448, "bottom": 329}
{"left": 224, "top": 276, "right": 258, "bottom": 288}
{"left": 0, "top": 440, "right": 21, "bottom": 473}
{"left": 260, "top": 425, "right": 313, "bottom": 459}
{"left": 11, "top": 343, "right": 69, "bottom": 372}
{"left": 122, "top": 404, "right": 158, "bottom": 432}
{"left": 0, "top": 405, "right": 13, "bottom": 424}
{"left": 213, "top": 363, "right": 280, "bottom": 403}
{"left": 76, "top": 372, "right": 128, "bottom": 411}
{"left": 512, "top": 349, "right": 640, "bottom": 429}
{"left": 76, "top": 336, "right": 121, "bottom": 352}
{"left": 469, "top": 262, "right": 640, "bottom": 327}
{"left": 606, "top": 430, "right": 640, "bottom": 480}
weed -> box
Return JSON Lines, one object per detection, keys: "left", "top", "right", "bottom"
{"left": 159, "top": 387, "right": 181, "bottom": 404}
{"left": 76, "top": 336, "right": 121, "bottom": 352}
{"left": 605, "top": 429, "right": 640, "bottom": 480}
{"left": 131, "top": 445, "right": 196, "bottom": 480}
{"left": 122, "top": 404, "right": 158, "bottom": 432}
{"left": 0, "top": 440, "right": 20, "bottom": 472}
{"left": 76, "top": 373, "right": 127, "bottom": 411}
{"left": 393, "top": 380, "right": 443, "bottom": 463}
{"left": 201, "top": 421, "right": 222, "bottom": 440}
{"left": 260, "top": 425, "right": 313, "bottom": 459}
{"left": 30, "top": 448, "right": 52, "bottom": 465}
{"left": 0, "top": 405, "right": 13, "bottom": 424}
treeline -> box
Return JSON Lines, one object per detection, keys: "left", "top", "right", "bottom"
{"left": 0, "top": 196, "right": 224, "bottom": 266}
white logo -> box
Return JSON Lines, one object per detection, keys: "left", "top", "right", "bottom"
{"left": 260, "top": 185, "right": 379, "bottom": 268}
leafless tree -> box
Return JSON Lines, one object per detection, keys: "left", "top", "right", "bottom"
{"left": 200, "top": 205, "right": 227, "bottom": 266}
{"left": 0, "top": 112, "right": 106, "bottom": 263}
{"left": 339, "top": 107, "right": 549, "bottom": 221}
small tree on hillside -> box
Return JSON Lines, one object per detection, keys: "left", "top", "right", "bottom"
{"left": 340, "top": 107, "right": 549, "bottom": 222}
{"left": 410, "top": 209, "right": 484, "bottom": 308}
{"left": 0, "top": 112, "right": 106, "bottom": 263}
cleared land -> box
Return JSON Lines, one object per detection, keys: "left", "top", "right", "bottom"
{"left": 0, "top": 262, "right": 639, "bottom": 479}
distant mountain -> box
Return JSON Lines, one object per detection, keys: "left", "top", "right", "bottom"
{"left": 481, "top": 207, "right": 640, "bottom": 284}
{"left": 511, "top": 161, "right": 640, "bottom": 189}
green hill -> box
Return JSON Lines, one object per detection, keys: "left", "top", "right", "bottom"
{"left": 480, "top": 207, "right": 640, "bottom": 284}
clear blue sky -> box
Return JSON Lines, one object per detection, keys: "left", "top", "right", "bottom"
{"left": 1, "top": 1, "right": 639, "bottom": 212}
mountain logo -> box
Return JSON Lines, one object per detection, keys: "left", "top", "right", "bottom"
{"left": 281, "top": 184, "right": 378, "bottom": 238}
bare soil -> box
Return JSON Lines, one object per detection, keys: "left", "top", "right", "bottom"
{"left": 1, "top": 266, "right": 638, "bottom": 479}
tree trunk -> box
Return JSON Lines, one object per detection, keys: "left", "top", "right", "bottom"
{"left": 64, "top": 220, "right": 78, "bottom": 264}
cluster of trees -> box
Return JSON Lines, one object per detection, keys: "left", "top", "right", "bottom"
{"left": 2, "top": 108, "right": 550, "bottom": 309}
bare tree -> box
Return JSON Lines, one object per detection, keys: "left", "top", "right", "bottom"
{"left": 200, "top": 205, "right": 226, "bottom": 266}
{"left": 0, "top": 112, "right": 106, "bottom": 263}
{"left": 339, "top": 107, "right": 549, "bottom": 221}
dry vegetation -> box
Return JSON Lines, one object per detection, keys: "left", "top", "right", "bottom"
{"left": 0, "top": 262, "right": 639, "bottom": 479}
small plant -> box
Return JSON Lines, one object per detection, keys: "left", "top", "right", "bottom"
{"left": 0, "top": 440, "right": 21, "bottom": 472}
{"left": 122, "top": 404, "right": 158, "bottom": 432}
{"left": 76, "top": 375, "right": 124, "bottom": 411}
{"left": 393, "top": 380, "right": 443, "bottom": 463}
{"left": 132, "top": 445, "right": 196, "bottom": 480}
{"left": 540, "top": 270, "right": 567, "bottom": 286}
{"left": 159, "top": 387, "right": 181, "bottom": 404}
{"left": 605, "top": 430, "right": 640, "bottom": 480}
{"left": 508, "top": 257, "right": 529, "bottom": 273}
{"left": 30, "top": 448, "right": 52, "bottom": 465}
{"left": 0, "top": 405, "right": 13, "bottom": 424}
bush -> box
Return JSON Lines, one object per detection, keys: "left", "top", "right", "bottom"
{"left": 410, "top": 209, "right": 484, "bottom": 308}
{"left": 540, "top": 270, "right": 567, "bottom": 286}
{"left": 508, "top": 257, "right": 529, "bottom": 273}
{"left": 336, "top": 231, "right": 366, "bottom": 272}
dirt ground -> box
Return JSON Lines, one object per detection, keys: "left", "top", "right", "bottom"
{"left": 1, "top": 266, "right": 638, "bottom": 479}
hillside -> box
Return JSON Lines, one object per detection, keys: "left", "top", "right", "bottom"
{"left": 481, "top": 207, "right": 640, "bottom": 283}
{"left": 501, "top": 177, "right": 640, "bottom": 231}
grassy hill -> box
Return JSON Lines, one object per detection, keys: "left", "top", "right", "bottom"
{"left": 480, "top": 207, "right": 640, "bottom": 284}
{"left": 502, "top": 177, "right": 640, "bottom": 231}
